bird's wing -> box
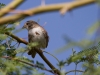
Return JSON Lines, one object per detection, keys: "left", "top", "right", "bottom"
{"left": 41, "top": 27, "right": 49, "bottom": 47}
{"left": 28, "top": 34, "right": 36, "bottom": 58}
{"left": 28, "top": 34, "right": 33, "bottom": 43}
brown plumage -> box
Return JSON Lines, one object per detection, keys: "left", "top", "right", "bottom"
{"left": 22, "top": 20, "right": 49, "bottom": 58}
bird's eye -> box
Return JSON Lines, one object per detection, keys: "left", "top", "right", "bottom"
{"left": 26, "top": 22, "right": 29, "bottom": 25}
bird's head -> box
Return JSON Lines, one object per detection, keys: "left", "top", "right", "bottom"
{"left": 22, "top": 20, "right": 38, "bottom": 30}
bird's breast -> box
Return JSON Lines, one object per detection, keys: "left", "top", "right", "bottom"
{"left": 28, "top": 27, "right": 46, "bottom": 48}
{"left": 29, "top": 27, "right": 43, "bottom": 37}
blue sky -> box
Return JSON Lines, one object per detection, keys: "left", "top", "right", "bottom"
{"left": 1, "top": 0, "right": 98, "bottom": 75}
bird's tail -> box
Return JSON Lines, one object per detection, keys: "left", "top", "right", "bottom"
{"left": 28, "top": 48, "right": 36, "bottom": 58}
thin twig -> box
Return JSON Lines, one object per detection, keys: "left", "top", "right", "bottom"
{"left": 4, "top": 24, "right": 9, "bottom": 29}
{"left": 43, "top": 50, "right": 61, "bottom": 71}
{"left": 6, "top": 39, "right": 10, "bottom": 49}
{"left": 75, "top": 64, "right": 77, "bottom": 75}
{"left": 43, "top": 51, "right": 60, "bottom": 63}
{"left": 17, "top": 42, "right": 20, "bottom": 48}
{"left": 65, "top": 70, "right": 84, "bottom": 74}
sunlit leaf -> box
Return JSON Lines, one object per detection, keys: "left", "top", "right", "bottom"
{"left": 14, "top": 21, "right": 20, "bottom": 26}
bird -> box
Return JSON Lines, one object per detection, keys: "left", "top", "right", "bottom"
{"left": 22, "top": 20, "right": 49, "bottom": 58}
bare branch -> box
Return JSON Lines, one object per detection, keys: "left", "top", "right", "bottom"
{"left": 0, "top": 0, "right": 96, "bottom": 25}
{"left": 0, "top": 0, "right": 24, "bottom": 17}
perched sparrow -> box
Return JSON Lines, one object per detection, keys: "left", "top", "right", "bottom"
{"left": 22, "top": 20, "right": 49, "bottom": 58}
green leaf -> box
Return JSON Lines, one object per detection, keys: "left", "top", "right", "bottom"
{"left": 87, "top": 21, "right": 100, "bottom": 35}
{"left": 14, "top": 21, "right": 20, "bottom": 26}
{"left": 36, "top": 61, "right": 44, "bottom": 69}
{"left": 0, "top": 34, "right": 7, "bottom": 40}
{"left": 96, "top": 0, "right": 100, "bottom": 6}
{"left": 57, "top": 60, "right": 66, "bottom": 68}
{"left": 66, "top": 46, "right": 99, "bottom": 65}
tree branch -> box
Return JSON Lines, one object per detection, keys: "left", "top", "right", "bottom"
{"left": 5, "top": 32, "right": 28, "bottom": 45}
{"left": 0, "top": 0, "right": 24, "bottom": 17}
{"left": 2, "top": 56, "right": 54, "bottom": 74}
{"left": 5, "top": 32, "right": 60, "bottom": 75}
{"left": 0, "top": 0, "right": 96, "bottom": 25}
{"left": 65, "top": 70, "right": 84, "bottom": 74}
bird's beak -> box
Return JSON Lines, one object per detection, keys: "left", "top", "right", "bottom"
{"left": 22, "top": 26, "right": 25, "bottom": 29}
{"left": 22, "top": 25, "right": 26, "bottom": 29}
